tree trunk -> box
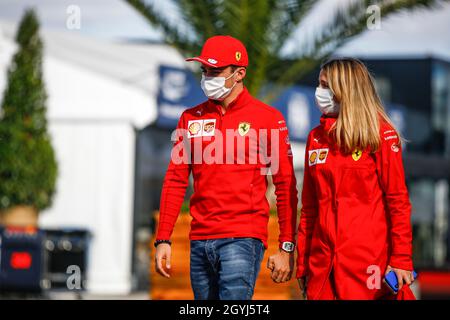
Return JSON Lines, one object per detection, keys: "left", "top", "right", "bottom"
{"left": 0, "top": 205, "right": 39, "bottom": 227}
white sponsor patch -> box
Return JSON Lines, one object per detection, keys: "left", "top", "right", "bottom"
{"left": 187, "top": 119, "right": 216, "bottom": 138}
{"left": 207, "top": 58, "right": 217, "bottom": 64}
{"left": 202, "top": 119, "right": 216, "bottom": 137}
{"left": 309, "top": 148, "right": 329, "bottom": 166}
{"left": 188, "top": 120, "right": 202, "bottom": 138}
{"left": 316, "top": 148, "right": 329, "bottom": 164}
{"left": 308, "top": 149, "right": 318, "bottom": 166}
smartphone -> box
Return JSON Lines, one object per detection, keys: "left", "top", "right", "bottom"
{"left": 384, "top": 270, "right": 418, "bottom": 293}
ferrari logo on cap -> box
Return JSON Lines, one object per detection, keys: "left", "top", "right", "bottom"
{"left": 352, "top": 149, "right": 362, "bottom": 161}
{"left": 235, "top": 51, "right": 242, "bottom": 62}
{"left": 238, "top": 122, "right": 250, "bottom": 136}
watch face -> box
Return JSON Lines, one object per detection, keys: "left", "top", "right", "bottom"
{"left": 282, "top": 242, "right": 294, "bottom": 252}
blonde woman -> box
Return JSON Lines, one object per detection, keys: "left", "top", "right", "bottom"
{"left": 296, "top": 58, "right": 416, "bottom": 300}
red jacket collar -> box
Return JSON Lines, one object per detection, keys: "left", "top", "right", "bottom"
{"left": 320, "top": 115, "right": 337, "bottom": 132}
{"left": 208, "top": 86, "right": 252, "bottom": 113}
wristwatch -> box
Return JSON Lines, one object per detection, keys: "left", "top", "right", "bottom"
{"left": 154, "top": 239, "right": 172, "bottom": 248}
{"left": 280, "top": 241, "right": 295, "bottom": 253}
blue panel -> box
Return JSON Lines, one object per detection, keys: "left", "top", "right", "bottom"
{"left": 272, "top": 85, "right": 322, "bottom": 142}
{"left": 385, "top": 102, "right": 407, "bottom": 136}
{"left": 156, "top": 65, "right": 205, "bottom": 129}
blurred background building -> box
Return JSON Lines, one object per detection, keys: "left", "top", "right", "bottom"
{"left": 0, "top": 0, "right": 449, "bottom": 299}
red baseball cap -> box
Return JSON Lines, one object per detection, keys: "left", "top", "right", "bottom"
{"left": 186, "top": 35, "right": 248, "bottom": 68}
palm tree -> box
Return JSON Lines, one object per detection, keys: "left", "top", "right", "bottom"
{"left": 125, "top": 0, "right": 447, "bottom": 101}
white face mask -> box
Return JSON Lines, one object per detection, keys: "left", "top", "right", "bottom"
{"left": 315, "top": 87, "right": 340, "bottom": 115}
{"left": 201, "top": 70, "right": 238, "bottom": 101}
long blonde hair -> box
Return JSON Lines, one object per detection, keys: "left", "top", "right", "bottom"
{"left": 321, "top": 58, "right": 400, "bottom": 154}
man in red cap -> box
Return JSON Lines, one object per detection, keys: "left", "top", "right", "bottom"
{"left": 154, "top": 35, "right": 298, "bottom": 300}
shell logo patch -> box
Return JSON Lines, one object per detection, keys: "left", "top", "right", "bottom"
{"left": 309, "top": 150, "right": 318, "bottom": 165}
{"left": 352, "top": 149, "right": 363, "bottom": 161}
{"left": 391, "top": 143, "right": 400, "bottom": 153}
{"left": 235, "top": 51, "right": 242, "bottom": 62}
{"left": 309, "top": 148, "right": 329, "bottom": 166}
{"left": 188, "top": 121, "right": 201, "bottom": 137}
{"left": 187, "top": 119, "right": 216, "bottom": 138}
{"left": 238, "top": 122, "right": 251, "bottom": 136}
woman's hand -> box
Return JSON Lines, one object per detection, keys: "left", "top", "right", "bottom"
{"left": 385, "top": 265, "right": 415, "bottom": 292}
{"left": 297, "top": 277, "right": 307, "bottom": 300}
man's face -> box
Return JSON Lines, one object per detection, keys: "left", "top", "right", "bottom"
{"left": 201, "top": 65, "right": 244, "bottom": 89}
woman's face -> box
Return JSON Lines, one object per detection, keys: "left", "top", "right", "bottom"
{"left": 319, "top": 70, "right": 329, "bottom": 89}
{"left": 319, "top": 69, "right": 339, "bottom": 103}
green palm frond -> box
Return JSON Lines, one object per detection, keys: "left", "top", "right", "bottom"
{"left": 125, "top": 0, "right": 449, "bottom": 101}
{"left": 125, "top": 0, "right": 199, "bottom": 54}
{"left": 177, "top": 0, "right": 220, "bottom": 40}
{"left": 265, "top": 0, "right": 447, "bottom": 101}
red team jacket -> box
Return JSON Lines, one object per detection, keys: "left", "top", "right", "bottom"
{"left": 157, "top": 87, "right": 298, "bottom": 248}
{"left": 297, "top": 115, "right": 415, "bottom": 300}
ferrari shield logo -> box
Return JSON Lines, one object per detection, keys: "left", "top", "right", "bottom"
{"left": 352, "top": 149, "right": 363, "bottom": 161}
{"left": 238, "top": 122, "right": 251, "bottom": 136}
{"left": 235, "top": 51, "right": 242, "bottom": 61}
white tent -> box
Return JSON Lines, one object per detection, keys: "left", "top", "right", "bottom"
{"left": 0, "top": 21, "right": 184, "bottom": 294}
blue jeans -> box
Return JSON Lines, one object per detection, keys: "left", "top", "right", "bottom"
{"left": 190, "top": 237, "right": 265, "bottom": 300}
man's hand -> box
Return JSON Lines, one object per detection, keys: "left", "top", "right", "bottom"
{"left": 266, "top": 250, "right": 294, "bottom": 283}
{"left": 384, "top": 265, "right": 415, "bottom": 292}
{"left": 297, "top": 277, "right": 307, "bottom": 300}
{"left": 155, "top": 243, "right": 172, "bottom": 278}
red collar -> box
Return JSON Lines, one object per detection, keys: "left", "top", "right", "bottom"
{"left": 320, "top": 115, "right": 337, "bottom": 132}
{"left": 208, "top": 86, "right": 252, "bottom": 114}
